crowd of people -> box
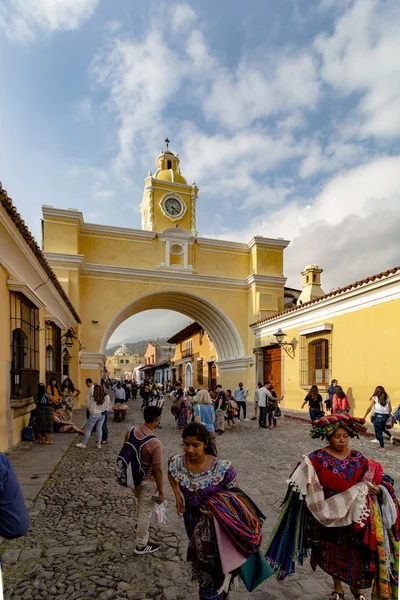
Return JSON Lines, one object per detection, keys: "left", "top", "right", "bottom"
{"left": 8, "top": 374, "right": 400, "bottom": 600}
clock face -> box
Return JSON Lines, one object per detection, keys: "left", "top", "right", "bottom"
{"left": 164, "top": 197, "right": 183, "bottom": 217}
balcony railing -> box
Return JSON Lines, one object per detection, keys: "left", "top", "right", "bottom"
{"left": 182, "top": 348, "right": 193, "bottom": 358}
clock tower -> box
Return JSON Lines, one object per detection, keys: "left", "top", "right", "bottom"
{"left": 140, "top": 142, "right": 198, "bottom": 236}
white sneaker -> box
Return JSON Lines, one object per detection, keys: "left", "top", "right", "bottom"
{"left": 390, "top": 436, "right": 395, "bottom": 444}
{"left": 96, "top": 444, "right": 101, "bottom": 449}
{"left": 76, "top": 443, "right": 86, "bottom": 448}
{"left": 244, "top": 418, "right": 250, "bottom": 421}
{"left": 370, "top": 439, "right": 379, "bottom": 443}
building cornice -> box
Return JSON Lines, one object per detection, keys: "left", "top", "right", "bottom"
{"left": 44, "top": 314, "right": 68, "bottom": 329}
{"left": 81, "top": 223, "right": 157, "bottom": 241}
{"left": 42, "top": 206, "right": 84, "bottom": 225}
{"left": 44, "top": 253, "right": 286, "bottom": 291}
{"left": 7, "top": 280, "right": 47, "bottom": 309}
{"left": 248, "top": 236, "right": 290, "bottom": 250}
{"left": 196, "top": 237, "right": 248, "bottom": 252}
{"left": 246, "top": 274, "right": 287, "bottom": 287}
{"left": 251, "top": 271, "right": 400, "bottom": 338}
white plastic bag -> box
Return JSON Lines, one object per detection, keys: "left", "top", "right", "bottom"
{"left": 153, "top": 500, "right": 168, "bottom": 524}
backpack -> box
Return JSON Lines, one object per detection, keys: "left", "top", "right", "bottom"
{"left": 171, "top": 398, "right": 182, "bottom": 417}
{"left": 115, "top": 427, "right": 156, "bottom": 489}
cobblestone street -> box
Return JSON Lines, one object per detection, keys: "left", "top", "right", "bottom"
{"left": 3, "top": 402, "right": 400, "bottom": 600}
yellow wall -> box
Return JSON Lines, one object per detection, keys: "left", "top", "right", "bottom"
{"left": 173, "top": 329, "right": 218, "bottom": 389}
{"left": 0, "top": 266, "right": 11, "bottom": 451}
{"left": 260, "top": 299, "right": 400, "bottom": 416}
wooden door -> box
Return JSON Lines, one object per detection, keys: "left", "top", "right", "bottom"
{"left": 208, "top": 362, "right": 217, "bottom": 390}
{"left": 263, "top": 346, "right": 282, "bottom": 396}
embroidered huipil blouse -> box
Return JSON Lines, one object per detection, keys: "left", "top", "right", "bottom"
{"left": 168, "top": 454, "right": 236, "bottom": 510}
{"left": 309, "top": 449, "right": 368, "bottom": 498}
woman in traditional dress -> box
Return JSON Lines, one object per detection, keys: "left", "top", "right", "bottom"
{"left": 266, "top": 414, "right": 400, "bottom": 600}
{"left": 60, "top": 378, "right": 81, "bottom": 422}
{"left": 35, "top": 383, "right": 57, "bottom": 444}
{"left": 168, "top": 423, "right": 237, "bottom": 599}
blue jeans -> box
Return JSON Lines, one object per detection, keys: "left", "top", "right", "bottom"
{"left": 309, "top": 408, "right": 320, "bottom": 422}
{"left": 82, "top": 413, "right": 104, "bottom": 446}
{"left": 237, "top": 401, "right": 247, "bottom": 420}
{"left": 102, "top": 411, "right": 109, "bottom": 442}
{"left": 374, "top": 414, "right": 392, "bottom": 448}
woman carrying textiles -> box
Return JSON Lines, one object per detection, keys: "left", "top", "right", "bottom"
{"left": 168, "top": 423, "right": 271, "bottom": 599}
{"left": 265, "top": 414, "right": 400, "bottom": 600}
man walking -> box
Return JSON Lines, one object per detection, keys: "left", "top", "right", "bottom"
{"left": 234, "top": 382, "right": 249, "bottom": 421}
{"left": 257, "top": 381, "right": 273, "bottom": 429}
{"left": 252, "top": 382, "right": 262, "bottom": 420}
{"left": 127, "top": 405, "right": 164, "bottom": 555}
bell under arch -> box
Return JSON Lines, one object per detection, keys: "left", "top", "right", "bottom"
{"left": 100, "top": 290, "right": 245, "bottom": 363}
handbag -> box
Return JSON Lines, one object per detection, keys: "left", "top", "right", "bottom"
{"left": 274, "top": 407, "right": 282, "bottom": 418}
{"left": 386, "top": 414, "right": 396, "bottom": 429}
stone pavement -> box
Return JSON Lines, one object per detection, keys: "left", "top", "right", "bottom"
{"left": 2, "top": 403, "right": 399, "bottom": 600}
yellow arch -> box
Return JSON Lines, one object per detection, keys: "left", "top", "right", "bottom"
{"left": 99, "top": 290, "right": 245, "bottom": 361}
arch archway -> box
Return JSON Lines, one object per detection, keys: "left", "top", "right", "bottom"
{"left": 185, "top": 363, "right": 193, "bottom": 389}
{"left": 100, "top": 290, "right": 245, "bottom": 362}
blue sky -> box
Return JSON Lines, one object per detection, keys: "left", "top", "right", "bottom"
{"left": 1, "top": 0, "right": 399, "bottom": 343}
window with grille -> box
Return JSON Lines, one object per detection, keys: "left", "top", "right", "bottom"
{"left": 299, "top": 331, "right": 331, "bottom": 389}
{"left": 45, "top": 322, "right": 62, "bottom": 385}
{"left": 197, "top": 359, "right": 204, "bottom": 385}
{"left": 10, "top": 292, "right": 40, "bottom": 400}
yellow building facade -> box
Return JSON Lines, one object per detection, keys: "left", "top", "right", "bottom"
{"left": 42, "top": 147, "right": 289, "bottom": 401}
{"left": 251, "top": 265, "right": 400, "bottom": 416}
{"left": 105, "top": 344, "right": 142, "bottom": 379}
{"left": 0, "top": 185, "right": 79, "bottom": 450}
{"left": 168, "top": 322, "right": 218, "bottom": 390}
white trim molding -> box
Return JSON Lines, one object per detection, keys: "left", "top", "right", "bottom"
{"left": 299, "top": 323, "right": 333, "bottom": 336}
{"left": 44, "top": 315, "right": 67, "bottom": 329}
{"left": 7, "top": 280, "right": 47, "bottom": 309}
{"left": 79, "top": 352, "right": 106, "bottom": 370}
{"left": 216, "top": 356, "right": 254, "bottom": 373}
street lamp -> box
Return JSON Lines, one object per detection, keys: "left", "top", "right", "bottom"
{"left": 273, "top": 329, "right": 295, "bottom": 358}
{"left": 63, "top": 328, "right": 76, "bottom": 348}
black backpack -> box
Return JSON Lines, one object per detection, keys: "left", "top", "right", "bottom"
{"left": 115, "top": 427, "right": 156, "bottom": 489}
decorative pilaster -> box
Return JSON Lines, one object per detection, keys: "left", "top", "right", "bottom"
{"left": 253, "top": 348, "right": 264, "bottom": 385}
{"left": 191, "top": 182, "right": 198, "bottom": 237}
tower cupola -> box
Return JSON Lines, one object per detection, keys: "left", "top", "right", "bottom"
{"left": 297, "top": 264, "right": 325, "bottom": 305}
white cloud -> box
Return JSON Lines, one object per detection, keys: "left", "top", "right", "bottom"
{"left": 315, "top": 0, "right": 400, "bottom": 138}
{"left": 74, "top": 97, "right": 92, "bottom": 119}
{"left": 299, "top": 138, "right": 369, "bottom": 178}
{"left": 219, "top": 156, "right": 400, "bottom": 289}
{"left": 170, "top": 3, "right": 196, "bottom": 33}
{"left": 91, "top": 28, "right": 187, "bottom": 172}
{"left": 202, "top": 51, "right": 321, "bottom": 130}
{"left": 109, "top": 310, "right": 192, "bottom": 344}
{"left": 0, "top": 0, "right": 98, "bottom": 41}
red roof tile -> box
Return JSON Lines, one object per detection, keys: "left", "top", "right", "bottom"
{"left": 0, "top": 183, "right": 81, "bottom": 324}
{"left": 250, "top": 265, "right": 400, "bottom": 328}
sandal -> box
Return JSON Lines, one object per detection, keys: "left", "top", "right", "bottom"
{"left": 44, "top": 441, "right": 53, "bottom": 445}
{"left": 329, "top": 593, "right": 344, "bottom": 600}
{"left": 350, "top": 588, "right": 367, "bottom": 600}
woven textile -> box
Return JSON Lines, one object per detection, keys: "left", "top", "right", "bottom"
{"left": 310, "top": 414, "right": 367, "bottom": 439}
{"left": 288, "top": 455, "right": 371, "bottom": 528}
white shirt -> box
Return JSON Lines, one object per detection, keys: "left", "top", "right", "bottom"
{"left": 104, "top": 394, "right": 111, "bottom": 412}
{"left": 86, "top": 384, "right": 94, "bottom": 406}
{"left": 257, "top": 387, "right": 273, "bottom": 408}
{"left": 373, "top": 396, "right": 390, "bottom": 415}
{"left": 115, "top": 387, "right": 126, "bottom": 401}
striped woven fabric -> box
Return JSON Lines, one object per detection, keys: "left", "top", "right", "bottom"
{"left": 310, "top": 414, "right": 367, "bottom": 440}
{"left": 204, "top": 488, "right": 265, "bottom": 557}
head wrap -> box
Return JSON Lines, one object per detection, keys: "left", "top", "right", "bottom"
{"left": 310, "top": 414, "right": 366, "bottom": 440}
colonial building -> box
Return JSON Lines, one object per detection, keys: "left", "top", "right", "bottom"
{"left": 43, "top": 144, "right": 289, "bottom": 398}
{"left": 168, "top": 322, "right": 218, "bottom": 390}
{"left": 0, "top": 184, "right": 80, "bottom": 451}
{"left": 251, "top": 264, "right": 400, "bottom": 415}
{"left": 140, "top": 341, "right": 175, "bottom": 381}
{"left": 105, "top": 344, "right": 142, "bottom": 379}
